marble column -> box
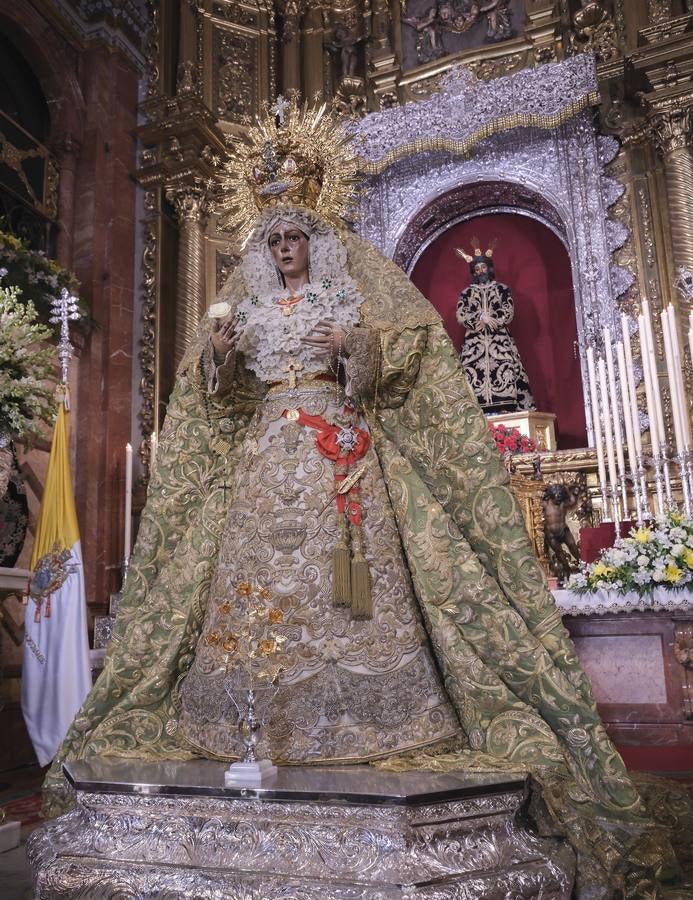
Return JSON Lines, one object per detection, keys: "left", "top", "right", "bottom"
{"left": 650, "top": 106, "right": 693, "bottom": 272}
{"left": 167, "top": 186, "right": 208, "bottom": 364}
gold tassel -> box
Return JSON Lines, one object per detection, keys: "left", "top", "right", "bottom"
{"left": 332, "top": 516, "right": 351, "bottom": 606}
{"left": 350, "top": 524, "right": 372, "bottom": 619}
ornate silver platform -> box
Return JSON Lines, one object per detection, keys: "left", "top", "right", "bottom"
{"left": 28, "top": 759, "right": 575, "bottom": 898}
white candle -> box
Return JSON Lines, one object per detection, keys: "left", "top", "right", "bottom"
{"left": 638, "top": 314, "right": 660, "bottom": 456}
{"left": 616, "top": 340, "right": 638, "bottom": 492}
{"left": 603, "top": 327, "right": 627, "bottom": 492}
{"left": 598, "top": 356, "right": 619, "bottom": 507}
{"left": 641, "top": 301, "right": 666, "bottom": 447}
{"left": 660, "top": 309, "right": 684, "bottom": 454}
{"left": 621, "top": 314, "right": 643, "bottom": 457}
{"left": 150, "top": 431, "right": 158, "bottom": 466}
{"left": 667, "top": 304, "right": 689, "bottom": 449}
{"left": 587, "top": 346, "right": 609, "bottom": 511}
{"left": 689, "top": 325, "right": 693, "bottom": 377}
{"left": 124, "top": 442, "right": 133, "bottom": 565}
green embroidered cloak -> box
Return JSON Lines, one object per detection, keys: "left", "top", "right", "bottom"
{"left": 42, "top": 225, "right": 679, "bottom": 897}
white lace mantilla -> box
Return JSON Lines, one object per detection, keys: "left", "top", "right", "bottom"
{"left": 553, "top": 587, "right": 693, "bottom": 617}
{"left": 235, "top": 280, "right": 362, "bottom": 383}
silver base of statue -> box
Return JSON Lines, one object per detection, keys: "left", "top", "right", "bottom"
{"left": 28, "top": 759, "right": 575, "bottom": 899}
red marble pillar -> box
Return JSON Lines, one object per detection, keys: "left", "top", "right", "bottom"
{"left": 70, "top": 46, "right": 139, "bottom": 609}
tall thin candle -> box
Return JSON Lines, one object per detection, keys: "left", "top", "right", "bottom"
{"left": 616, "top": 340, "right": 638, "bottom": 510}
{"left": 598, "top": 356, "right": 619, "bottom": 517}
{"left": 660, "top": 309, "right": 684, "bottom": 454}
{"left": 641, "top": 301, "right": 665, "bottom": 447}
{"left": 621, "top": 314, "right": 642, "bottom": 457}
{"left": 587, "top": 346, "right": 609, "bottom": 515}
{"left": 603, "top": 327, "right": 627, "bottom": 512}
{"left": 638, "top": 314, "right": 659, "bottom": 456}
{"left": 124, "top": 442, "right": 133, "bottom": 565}
{"left": 667, "top": 304, "right": 689, "bottom": 448}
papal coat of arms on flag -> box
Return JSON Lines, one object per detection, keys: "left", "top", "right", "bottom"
{"left": 28, "top": 543, "right": 75, "bottom": 621}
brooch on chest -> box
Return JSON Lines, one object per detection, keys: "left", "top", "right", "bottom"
{"left": 274, "top": 293, "right": 305, "bottom": 317}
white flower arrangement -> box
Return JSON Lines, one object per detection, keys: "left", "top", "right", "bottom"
{"left": 567, "top": 510, "right": 693, "bottom": 595}
{"left": 0, "top": 283, "right": 56, "bottom": 444}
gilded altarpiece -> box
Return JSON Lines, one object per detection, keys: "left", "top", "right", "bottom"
{"left": 136, "top": 0, "right": 693, "bottom": 462}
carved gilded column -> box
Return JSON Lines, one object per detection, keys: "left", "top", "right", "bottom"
{"left": 179, "top": 0, "right": 198, "bottom": 75}
{"left": 302, "top": 6, "right": 324, "bottom": 98}
{"left": 139, "top": 188, "right": 161, "bottom": 466}
{"left": 367, "top": 0, "right": 399, "bottom": 108}
{"left": 167, "top": 185, "right": 209, "bottom": 363}
{"left": 279, "top": 0, "right": 302, "bottom": 92}
{"left": 649, "top": 106, "right": 693, "bottom": 271}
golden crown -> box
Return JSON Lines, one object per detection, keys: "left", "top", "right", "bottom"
{"left": 217, "top": 95, "right": 361, "bottom": 240}
{"left": 455, "top": 237, "right": 497, "bottom": 264}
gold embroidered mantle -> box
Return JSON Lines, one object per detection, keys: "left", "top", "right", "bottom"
{"left": 42, "top": 218, "right": 679, "bottom": 897}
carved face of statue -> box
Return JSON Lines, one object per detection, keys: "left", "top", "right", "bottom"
{"left": 473, "top": 260, "right": 490, "bottom": 283}
{"left": 268, "top": 222, "right": 310, "bottom": 287}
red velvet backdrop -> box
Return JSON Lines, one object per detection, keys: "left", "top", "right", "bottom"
{"left": 410, "top": 213, "right": 588, "bottom": 449}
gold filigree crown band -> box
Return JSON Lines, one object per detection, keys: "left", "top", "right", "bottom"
{"left": 218, "top": 95, "right": 361, "bottom": 241}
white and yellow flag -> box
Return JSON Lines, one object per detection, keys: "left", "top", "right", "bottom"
{"left": 21, "top": 403, "right": 91, "bottom": 766}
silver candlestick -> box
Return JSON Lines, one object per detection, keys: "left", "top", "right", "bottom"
{"left": 636, "top": 454, "right": 651, "bottom": 521}
{"left": 651, "top": 452, "right": 666, "bottom": 516}
{"left": 225, "top": 682, "right": 279, "bottom": 786}
{"left": 661, "top": 443, "right": 674, "bottom": 508}
{"left": 609, "top": 485, "right": 621, "bottom": 532}
{"left": 618, "top": 474, "right": 631, "bottom": 527}
{"left": 675, "top": 448, "right": 693, "bottom": 519}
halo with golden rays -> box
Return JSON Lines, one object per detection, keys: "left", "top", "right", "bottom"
{"left": 217, "top": 95, "right": 361, "bottom": 241}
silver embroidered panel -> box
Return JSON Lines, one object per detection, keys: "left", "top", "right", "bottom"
{"left": 28, "top": 762, "right": 575, "bottom": 899}
{"left": 353, "top": 56, "right": 599, "bottom": 167}
{"left": 355, "top": 56, "right": 632, "bottom": 448}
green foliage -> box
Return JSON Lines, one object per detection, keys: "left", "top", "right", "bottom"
{"left": 0, "top": 230, "right": 90, "bottom": 333}
{"left": 0, "top": 284, "right": 57, "bottom": 443}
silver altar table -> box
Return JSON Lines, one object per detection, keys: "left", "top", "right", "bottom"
{"left": 28, "top": 759, "right": 575, "bottom": 898}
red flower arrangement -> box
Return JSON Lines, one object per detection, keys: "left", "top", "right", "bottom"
{"left": 488, "top": 422, "right": 536, "bottom": 455}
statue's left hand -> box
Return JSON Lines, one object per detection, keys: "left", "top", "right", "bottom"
{"left": 301, "top": 318, "right": 347, "bottom": 361}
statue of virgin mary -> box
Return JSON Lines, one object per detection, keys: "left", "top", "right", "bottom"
{"left": 42, "top": 98, "right": 678, "bottom": 897}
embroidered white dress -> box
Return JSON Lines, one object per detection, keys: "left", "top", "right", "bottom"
{"left": 178, "top": 280, "right": 460, "bottom": 762}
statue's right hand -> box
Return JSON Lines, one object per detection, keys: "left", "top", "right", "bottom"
{"left": 210, "top": 318, "right": 239, "bottom": 357}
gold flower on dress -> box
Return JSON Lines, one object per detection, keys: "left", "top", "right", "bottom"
{"left": 259, "top": 587, "right": 273, "bottom": 600}
{"left": 218, "top": 601, "right": 232, "bottom": 615}
{"left": 259, "top": 639, "right": 276, "bottom": 655}
{"left": 206, "top": 631, "right": 220, "bottom": 645}
{"left": 223, "top": 635, "right": 238, "bottom": 653}
{"left": 237, "top": 582, "right": 253, "bottom": 596}
{"left": 268, "top": 608, "right": 284, "bottom": 624}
